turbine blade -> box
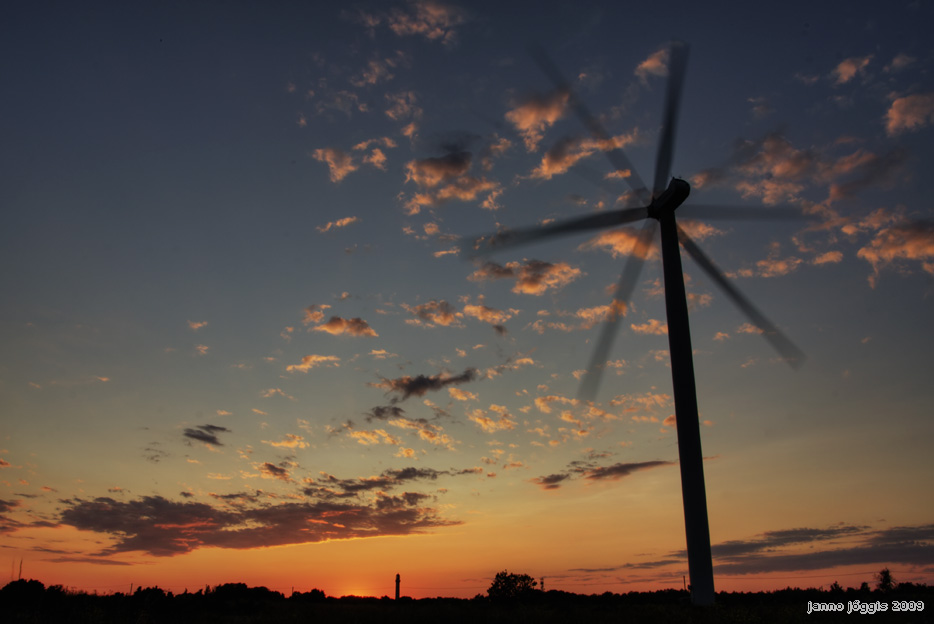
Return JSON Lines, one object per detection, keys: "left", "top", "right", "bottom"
{"left": 466, "top": 206, "right": 649, "bottom": 256}
{"left": 678, "top": 203, "right": 807, "bottom": 221}
{"left": 578, "top": 220, "right": 658, "bottom": 401}
{"left": 653, "top": 42, "right": 689, "bottom": 197}
{"left": 528, "top": 43, "right": 651, "bottom": 204}
{"left": 677, "top": 225, "right": 805, "bottom": 368}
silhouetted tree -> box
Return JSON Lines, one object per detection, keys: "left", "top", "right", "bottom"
{"left": 876, "top": 568, "right": 896, "bottom": 592}
{"left": 828, "top": 581, "right": 843, "bottom": 593}
{"left": 487, "top": 570, "right": 538, "bottom": 599}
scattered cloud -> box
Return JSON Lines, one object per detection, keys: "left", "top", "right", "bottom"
{"left": 373, "top": 368, "right": 478, "bottom": 402}
{"left": 303, "top": 304, "right": 331, "bottom": 325}
{"left": 530, "top": 132, "right": 637, "bottom": 180}
{"left": 505, "top": 89, "right": 569, "bottom": 152}
{"left": 885, "top": 93, "right": 934, "bottom": 136}
{"left": 187, "top": 320, "right": 208, "bottom": 331}
{"left": 857, "top": 220, "right": 934, "bottom": 286}
{"left": 312, "top": 147, "right": 358, "bottom": 182}
{"left": 468, "top": 405, "right": 517, "bottom": 433}
{"left": 631, "top": 319, "right": 668, "bottom": 335}
{"left": 183, "top": 424, "right": 231, "bottom": 447}
{"left": 263, "top": 434, "right": 309, "bottom": 449}
{"left": 312, "top": 316, "right": 379, "bottom": 337}
{"left": 317, "top": 216, "right": 360, "bottom": 233}
{"left": 532, "top": 458, "right": 674, "bottom": 490}
{"left": 468, "top": 259, "right": 581, "bottom": 295}
{"left": 832, "top": 55, "right": 872, "bottom": 85}
{"left": 286, "top": 355, "right": 341, "bottom": 372}
{"left": 402, "top": 300, "right": 462, "bottom": 327}
{"left": 635, "top": 47, "right": 669, "bottom": 82}
{"left": 359, "top": 0, "right": 467, "bottom": 46}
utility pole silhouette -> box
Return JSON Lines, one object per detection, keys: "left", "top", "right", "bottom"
{"left": 395, "top": 573, "right": 400, "bottom": 600}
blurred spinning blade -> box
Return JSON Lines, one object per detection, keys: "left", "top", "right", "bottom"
{"left": 653, "top": 42, "right": 689, "bottom": 198}
{"left": 528, "top": 43, "right": 651, "bottom": 205}
{"left": 466, "top": 206, "right": 648, "bottom": 257}
{"left": 578, "top": 220, "right": 658, "bottom": 401}
{"left": 677, "top": 225, "right": 805, "bottom": 368}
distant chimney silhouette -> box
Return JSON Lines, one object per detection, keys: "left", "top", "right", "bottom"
{"left": 395, "top": 573, "right": 400, "bottom": 600}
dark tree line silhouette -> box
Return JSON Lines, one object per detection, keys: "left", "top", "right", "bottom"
{"left": 1, "top": 569, "right": 929, "bottom": 623}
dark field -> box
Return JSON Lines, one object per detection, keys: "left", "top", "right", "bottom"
{"left": 3, "top": 579, "right": 932, "bottom": 623}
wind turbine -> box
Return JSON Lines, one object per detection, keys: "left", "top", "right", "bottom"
{"left": 466, "top": 42, "right": 805, "bottom": 606}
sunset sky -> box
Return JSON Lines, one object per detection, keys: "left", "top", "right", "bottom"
{"left": 2, "top": 0, "right": 933, "bottom": 598}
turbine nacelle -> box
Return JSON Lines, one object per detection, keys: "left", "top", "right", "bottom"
{"left": 648, "top": 177, "right": 690, "bottom": 220}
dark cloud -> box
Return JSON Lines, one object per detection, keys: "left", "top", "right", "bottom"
{"left": 585, "top": 522, "right": 934, "bottom": 577}
{"left": 183, "top": 424, "right": 232, "bottom": 447}
{"left": 142, "top": 444, "right": 170, "bottom": 463}
{"left": 714, "top": 542, "right": 934, "bottom": 575}
{"left": 532, "top": 458, "right": 674, "bottom": 490}
{"left": 828, "top": 147, "right": 907, "bottom": 201}
{"left": 302, "top": 465, "right": 479, "bottom": 501}
{"left": 431, "top": 130, "right": 481, "bottom": 154}
{"left": 46, "top": 557, "right": 133, "bottom": 566}
{"left": 531, "top": 473, "right": 571, "bottom": 490}
{"left": 584, "top": 460, "right": 675, "bottom": 481}
{"left": 711, "top": 525, "right": 866, "bottom": 558}
{"left": 54, "top": 462, "right": 489, "bottom": 556}
{"left": 366, "top": 405, "right": 407, "bottom": 422}
{"left": 59, "top": 493, "right": 460, "bottom": 557}
{"left": 374, "top": 367, "right": 478, "bottom": 402}
{"left": 259, "top": 462, "right": 291, "bottom": 482}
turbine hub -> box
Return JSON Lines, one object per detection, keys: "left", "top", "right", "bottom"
{"left": 648, "top": 178, "right": 691, "bottom": 220}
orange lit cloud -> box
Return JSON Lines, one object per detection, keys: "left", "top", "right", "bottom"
{"left": 385, "top": 90, "right": 423, "bottom": 121}
{"left": 312, "top": 147, "right": 358, "bottom": 182}
{"left": 312, "top": 316, "right": 379, "bottom": 337}
{"left": 263, "top": 434, "right": 309, "bottom": 449}
{"left": 448, "top": 387, "right": 477, "bottom": 401}
{"left": 401, "top": 150, "right": 501, "bottom": 214}
{"left": 579, "top": 227, "right": 658, "bottom": 259}
{"left": 286, "top": 355, "right": 341, "bottom": 372}
{"left": 468, "top": 259, "right": 581, "bottom": 295}
{"left": 405, "top": 152, "right": 471, "bottom": 188}
{"left": 694, "top": 131, "right": 906, "bottom": 206}
{"left": 402, "top": 300, "right": 462, "bottom": 327}
{"left": 885, "top": 93, "right": 934, "bottom": 136}
{"left": 462, "top": 303, "right": 517, "bottom": 327}
{"left": 530, "top": 132, "right": 637, "bottom": 180}
{"left": 813, "top": 250, "right": 843, "bottom": 265}
{"left": 631, "top": 319, "right": 668, "bottom": 335}
{"left": 303, "top": 304, "right": 331, "bottom": 325}
{"left": 857, "top": 221, "right": 934, "bottom": 286}
{"left": 505, "top": 89, "right": 569, "bottom": 151}
{"left": 350, "top": 429, "right": 401, "bottom": 446}
{"left": 534, "top": 394, "right": 577, "bottom": 414}
{"left": 187, "top": 320, "right": 208, "bottom": 331}
{"left": 832, "top": 55, "right": 872, "bottom": 85}
{"left": 317, "top": 216, "right": 360, "bottom": 233}
{"left": 468, "top": 405, "right": 517, "bottom": 433}
{"left": 365, "top": 0, "right": 467, "bottom": 46}
{"left": 635, "top": 47, "right": 669, "bottom": 82}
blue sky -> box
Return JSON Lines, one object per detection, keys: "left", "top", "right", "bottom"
{"left": 1, "top": 0, "right": 932, "bottom": 596}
